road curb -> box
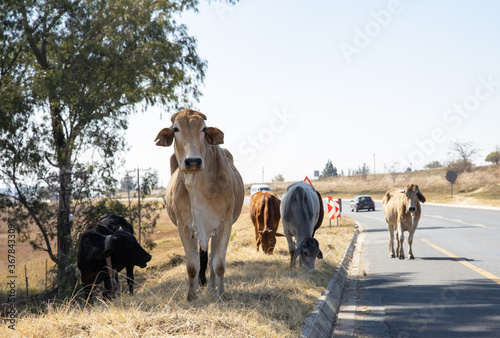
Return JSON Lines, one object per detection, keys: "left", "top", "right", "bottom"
{"left": 301, "top": 225, "right": 361, "bottom": 338}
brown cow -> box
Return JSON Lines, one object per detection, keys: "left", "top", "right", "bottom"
{"left": 250, "top": 191, "right": 284, "bottom": 254}
{"left": 155, "top": 109, "right": 244, "bottom": 301}
{"left": 383, "top": 184, "right": 426, "bottom": 260}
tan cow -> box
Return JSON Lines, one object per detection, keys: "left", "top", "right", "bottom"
{"left": 383, "top": 184, "right": 426, "bottom": 260}
{"left": 155, "top": 109, "right": 244, "bottom": 301}
{"left": 250, "top": 191, "right": 284, "bottom": 254}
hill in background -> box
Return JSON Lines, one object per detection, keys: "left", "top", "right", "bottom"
{"left": 252, "top": 165, "right": 500, "bottom": 207}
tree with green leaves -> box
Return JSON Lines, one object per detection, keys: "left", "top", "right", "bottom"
{"left": 485, "top": 147, "right": 500, "bottom": 165}
{"left": 321, "top": 159, "right": 338, "bottom": 178}
{"left": 424, "top": 160, "right": 443, "bottom": 169}
{"left": 0, "top": 0, "right": 212, "bottom": 294}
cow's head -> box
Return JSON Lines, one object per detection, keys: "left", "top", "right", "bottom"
{"left": 259, "top": 229, "right": 285, "bottom": 254}
{"left": 98, "top": 228, "right": 152, "bottom": 268}
{"left": 399, "top": 184, "right": 426, "bottom": 212}
{"left": 292, "top": 237, "right": 323, "bottom": 272}
{"left": 154, "top": 109, "right": 224, "bottom": 173}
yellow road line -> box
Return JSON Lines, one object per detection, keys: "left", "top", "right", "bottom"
{"left": 421, "top": 238, "right": 500, "bottom": 285}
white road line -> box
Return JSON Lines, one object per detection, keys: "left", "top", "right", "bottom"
{"left": 425, "top": 214, "right": 489, "bottom": 228}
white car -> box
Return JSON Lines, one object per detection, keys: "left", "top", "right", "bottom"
{"left": 250, "top": 184, "right": 271, "bottom": 196}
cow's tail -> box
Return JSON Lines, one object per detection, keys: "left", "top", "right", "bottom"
{"left": 199, "top": 247, "right": 208, "bottom": 286}
{"left": 263, "top": 194, "right": 272, "bottom": 230}
{"left": 313, "top": 190, "right": 324, "bottom": 237}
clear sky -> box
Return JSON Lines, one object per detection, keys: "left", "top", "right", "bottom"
{"left": 124, "top": 0, "right": 500, "bottom": 186}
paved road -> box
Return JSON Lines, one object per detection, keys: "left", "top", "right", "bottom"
{"left": 333, "top": 200, "right": 500, "bottom": 337}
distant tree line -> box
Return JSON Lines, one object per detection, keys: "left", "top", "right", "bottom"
{"left": 319, "top": 141, "right": 499, "bottom": 184}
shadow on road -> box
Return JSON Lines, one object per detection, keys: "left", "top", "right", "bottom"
{"left": 420, "top": 257, "right": 476, "bottom": 262}
{"left": 351, "top": 273, "right": 500, "bottom": 337}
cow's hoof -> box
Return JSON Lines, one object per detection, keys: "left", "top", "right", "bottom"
{"left": 216, "top": 292, "right": 229, "bottom": 302}
{"left": 391, "top": 254, "right": 396, "bottom": 258}
{"left": 399, "top": 256, "right": 405, "bottom": 260}
{"left": 187, "top": 292, "right": 197, "bottom": 302}
{"left": 102, "top": 292, "right": 115, "bottom": 301}
{"left": 409, "top": 255, "right": 415, "bottom": 260}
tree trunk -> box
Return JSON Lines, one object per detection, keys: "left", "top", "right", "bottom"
{"left": 56, "top": 165, "right": 75, "bottom": 294}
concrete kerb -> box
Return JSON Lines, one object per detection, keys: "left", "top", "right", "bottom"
{"left": 301, "top": 224, "right": 361, "bottom": 338}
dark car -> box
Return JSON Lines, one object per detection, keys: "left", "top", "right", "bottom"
{"left": 350, "top": 195, "right": 375, "bottom": 212}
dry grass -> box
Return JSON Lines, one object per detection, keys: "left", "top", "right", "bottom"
{"left": 2, "top": 204, "right": 356, "bottom": 337}
{"left": 0, "top": 225, "right": 57, "bottom": 297}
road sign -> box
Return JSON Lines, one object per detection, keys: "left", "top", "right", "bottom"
{"left": 327, "top": 196, "right": 340, "bottom": 220}
{"left": 446, "top": 170, "right": 458, "bottom": 197}
{"left": 304, "top": 176, "right": 314, "bottom": 187}
{"left": 446, "top": 170, "right": 457, "bottom": 183}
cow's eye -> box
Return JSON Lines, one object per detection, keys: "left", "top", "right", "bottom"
{"left": 202, "top": 127, "right": 207, "bottom": 132}
{"left": 173, "top": 127, "right": 179, "bottom": 133}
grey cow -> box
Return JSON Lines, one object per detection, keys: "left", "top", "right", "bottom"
{"left": 280, "top": 182, "right": 324, "bottom": 271}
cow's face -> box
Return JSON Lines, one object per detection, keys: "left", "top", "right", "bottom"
{"left": 293, "top": 237, "right": 323, "bottom": 272}
{"left": 154, "top": 109, "right": 224, "bottom": 173}
{"left": 98, "top": 229, "right": 152, "bottom": 268}
{"left": 400, "top": 184, "right": 426, "bottom": 212}
{"left": 259, "top": 229, "right": 284, "bottom": 254}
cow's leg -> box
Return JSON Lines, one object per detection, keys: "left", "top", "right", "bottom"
{"left": 408, "top": 217, "right": 417, "bottom": 259}
{"left": 283, "top": 231, "right": 296, "bottom": 266}
{"left": 103, "top": 277, "right": 114, "bottom": 300}
{"left": 199, "top": 247, "right": 208, "bottom": 286}
{"left": 253, "top": 220, "right": 261, "bottom": 252}
{"left": 387, "top": 223, "right": 395, "bottom": 258}
{"left": 397, "top": 222, "right": 405, "bottom": 260}
{"left": 210, "top": 221, "right": 233, "bottom": 300}
{"left": 81, "top": 272, "right": 98, "bottom": 302}
{"left": 179, "top": 225, "right": 200, "bottom": 301}
{"left": 208, "top": 237, "right": 217, "bottom": 293}
{"left": 126, "top": 265, "right": 134, "bottom": 295}
{"left": 408, "top": 230, "right": 415, "bottom": 259}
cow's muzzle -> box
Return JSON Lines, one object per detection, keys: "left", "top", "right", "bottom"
{"left": 184, "top": 157, "right": 203, "bottom": 171}
{"left": 139, "top": 254, "right": 152, "bottom": 268}
{"left": 408, "top": 207, "right": 416, "bottom": 212}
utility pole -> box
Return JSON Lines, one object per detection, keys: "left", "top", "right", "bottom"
{"left": 126, "top": 167, "right": 153, "bottom": 245}
{"left": 126, "top": 172, "right": 132, "bottom": 222}
{"left": 373, "top": 154, "right": 376, "bottom": 174}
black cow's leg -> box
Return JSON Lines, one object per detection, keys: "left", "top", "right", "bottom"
{"left": 126, "top": 265, "right": 135, "bottom": 295}
{"left": 81, "top": 274, "right": 94, "bottom": 302}
{"left": 103, "top": 277, "right": 113, "bottom": 299}
{"left": 199, "top": 247, "right": 208, "bottom": 287}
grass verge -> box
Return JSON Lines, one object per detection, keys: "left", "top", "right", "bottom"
{"left": 1, "top": 204, "right": 356, "bottom": 337}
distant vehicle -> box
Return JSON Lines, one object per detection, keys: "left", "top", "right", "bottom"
{"left": 350, "top": 195, "right": 375, "bottom": 212}
{"left": 250, "top": 184, "right": 271, "bottom": 196}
